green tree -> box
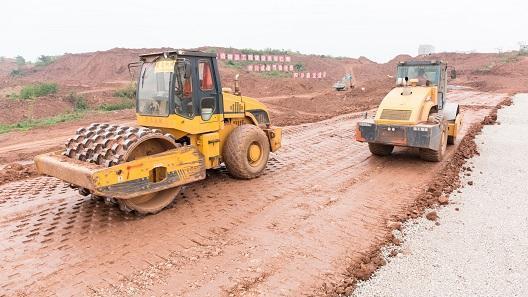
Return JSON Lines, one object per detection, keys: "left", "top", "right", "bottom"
{"left": 15, "top": 55, "right": 26, "bottom": 66}
{"left": 294, "top": 63, "right": 305, "bottom": 71}
{"left": 35, "top": 55, "right": 57, "bottom": 67}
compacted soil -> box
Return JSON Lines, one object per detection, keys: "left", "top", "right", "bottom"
{"left": 0, "top": 90, "right": 507, "bottom": 296}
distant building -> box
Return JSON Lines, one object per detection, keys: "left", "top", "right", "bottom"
{"left": 418, "top": 44, "right": 435, "bottom": 55}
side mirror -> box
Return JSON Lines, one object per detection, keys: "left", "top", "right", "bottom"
{"left": 234, "top": 74, "right": 241, "bottom": 96}
{"left": 450, "top": 69, "right": 457, "bottom": 79}
{"left": 184, "top": 60, "right": 191, "bottom": 79}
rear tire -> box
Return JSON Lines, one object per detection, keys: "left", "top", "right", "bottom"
{"left": 223, "top": 125, "right": 270, "bottom": 179}
{"left": 420, "top": 122, "right": 448, "bottom": 162}
{"left": 368, "top": 143, "right": 394, "bottom": 156}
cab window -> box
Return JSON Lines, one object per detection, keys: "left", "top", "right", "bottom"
{"left": 137, "top": 61, "right": 172, "bottom": 116}
{"left": 397, "top": 65, "right": 441, "bottom": 86}
{"left": 174, "top": 59, "right": 194, "bottom": 118}
{"left": 198, "top": 60, "right": 214, "bottom": 90}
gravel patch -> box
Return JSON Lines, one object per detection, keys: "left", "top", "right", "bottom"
{"left": 352, "top": 93, "right": 528, "bottom": 297}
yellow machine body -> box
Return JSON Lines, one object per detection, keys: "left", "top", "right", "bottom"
{"left": 374, "top": 86, "right": 437, "bottom": 125}
{"left": 356, "top": 60, "right": 462, "bottom": 157}
{"left": 35, "top": 50, "right": 282, "bottom": 204}
{"left": 136, "top": 91, "right": 281, "bottom": 170}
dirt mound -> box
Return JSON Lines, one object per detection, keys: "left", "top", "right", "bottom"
{"left": 19, "top": 48, "right": 161, "bottom": 86}
{"left": 0, "top": 58, "right": 17, "bottom": 79}
{"left": 387, "top": 54, "right": 413, "bottom": 64}
{"left": 263, "top": 78, "right": 393, "bottom": 126}
{"left": 4, "top": 47, "right": 359, "bottom": 99}
{"left": 419, "top": 52, "right": 528, "bottom": 93}
{"left": 0, "top": 94, "right": 74, "bottom": 125}
{"left": 0, "top": 163, "right": 38, "bottom": 186}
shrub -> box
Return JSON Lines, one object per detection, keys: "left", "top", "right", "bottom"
{"left": 98, "top": 100, "right": 134, "bottom": 111}
{"left": 18, "top": 83, "right": 58, "bottom": 99}
{"left": 499, "top": 53, "right": 520, "bottom": 64}
{"left": 66, "top": 92, "right": 88, "bottom": 111}
{"left": 35, "top": 55, "right": 58, "bottom": 67}
{"left": 15, "top": 55, "right": 25, "bottom": 66}
{"left": 10, "top": 69, "right": 23, "bottom": 77}
{"left": 113, "top": 84, "right": 136, "bottom": 99}
{"left": 294, "top": 63, "right": 305, "bottom": 71}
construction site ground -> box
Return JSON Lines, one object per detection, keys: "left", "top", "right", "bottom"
{"left": 0, "top": 89, "right": 508, "bottom": 296}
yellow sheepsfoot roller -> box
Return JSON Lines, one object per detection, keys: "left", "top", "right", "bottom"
{"left": 34, "top": 50, "right": 282, "bottom": 215}
{"left": 35, "top": 145, "right": 206, "bottom": 213}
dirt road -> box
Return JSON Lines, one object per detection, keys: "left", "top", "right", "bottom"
{"left": 0, "top": 90, "right": 506, "bottom": 296}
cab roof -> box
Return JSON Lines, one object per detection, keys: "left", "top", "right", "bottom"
{"left": 139, "top": 50, "right": 216, "bottom": 60}
{"left": 398, "top": 60, "right": 446, "bottom": 66}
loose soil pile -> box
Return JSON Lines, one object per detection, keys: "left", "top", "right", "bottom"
{"left": 0, "top": 163, "right": 38, "bottom": 186}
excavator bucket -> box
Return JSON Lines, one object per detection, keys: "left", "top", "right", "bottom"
{"left": 35, "top": 146, "right": 206, "bottom": 199}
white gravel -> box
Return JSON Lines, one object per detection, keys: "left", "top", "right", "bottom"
{"left": 352, "top": 94, "right": 528, "bottom": 297}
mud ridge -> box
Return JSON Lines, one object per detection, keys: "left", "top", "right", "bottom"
{"left": 311, "top": 96, "right": 513, "bottom": 297}
{"left": 0, "top": 163, "right": 38, "bottom": 186}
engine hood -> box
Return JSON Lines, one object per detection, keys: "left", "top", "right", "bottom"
{"left": 374, "top": 86, "right": 435, "bottom": 125}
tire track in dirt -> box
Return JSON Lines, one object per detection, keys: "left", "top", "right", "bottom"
{"left": 0, "top": 90, "right": 506, "bottom": 297}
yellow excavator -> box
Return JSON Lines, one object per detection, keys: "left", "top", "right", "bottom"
{"left": 35, "top": 50, "right": 282, "bottom": 214}
{"left": 356, "top": 60, "right": 462, "bottom": 161}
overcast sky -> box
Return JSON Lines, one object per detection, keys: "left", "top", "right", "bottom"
{"left": 1, "top": 0, "right": 526, "bottom": 62}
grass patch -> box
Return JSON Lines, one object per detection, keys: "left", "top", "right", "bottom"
{"left": 224, "top": 60, "right": 245, "bottom": 69}
{"left": 113, "top": 84, "right": 136, "bottom": 99}
{"left": 13, "top": 83, "right": 58, "bottom": 99}
{"left": 499, "top": 53, "right": 521, "bottom": 64}
{"left": 240, "top": 48, "right": 292, "bottom": 55}
{"left": 0, "top": 112, "right": 85, "bottom": 134}
{"left": 98, "top": 100, "right": 134, "bottom": 111}
{"left": 477, "top": 62, "right": 496, "bottom": 73}
{"left": 66, "top": 92, "right": 88, "bottom": 111}
{"left": 0, "top": 87, "right": 136, "bottom": 133}
{"left": 259, "top": 70, "right": 291, "bottom": 78}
